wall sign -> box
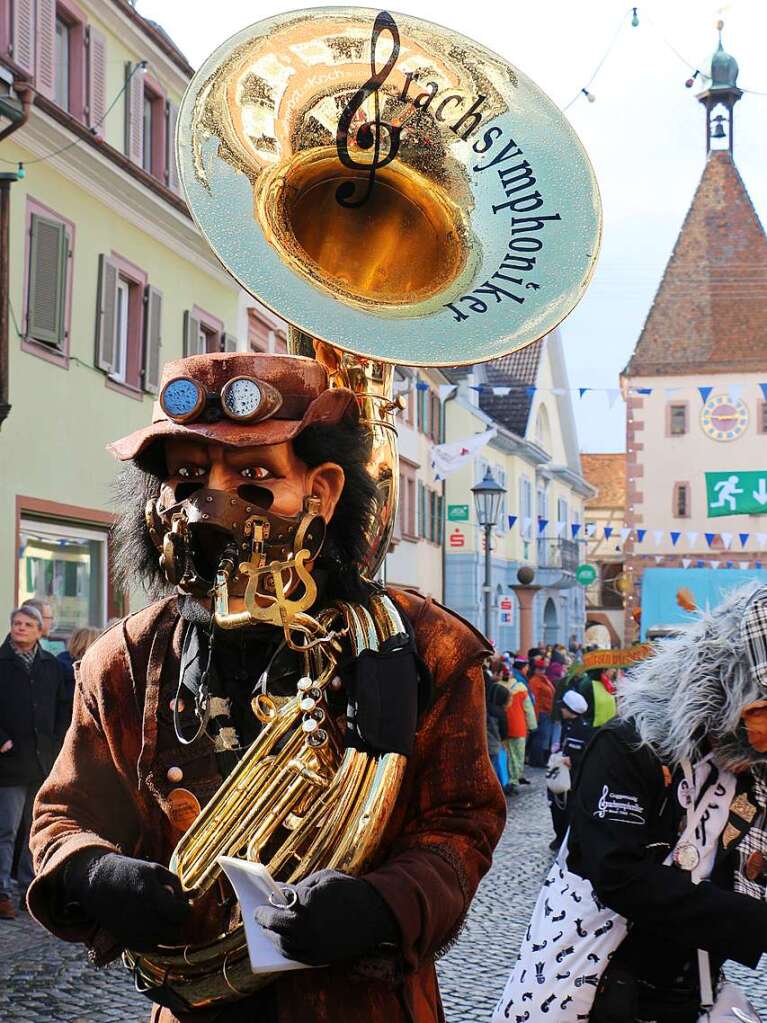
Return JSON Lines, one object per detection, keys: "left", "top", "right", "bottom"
{"left": 575, "top": 563, "right": 597, "bottom": 586}
{"left": 498, "top": 595, "right": 514, "bottom": 626}
{"left": 705, "top": 471, "right": 767, "bottom": 517}
{"left": 447, "top": 504, "right": 470, "bottom": 521}
{"left": 449, "top": 528, "right": 466, "bottom": 548}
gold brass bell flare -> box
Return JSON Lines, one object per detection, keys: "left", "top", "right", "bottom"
{"left": 179, "top": 7, "right": 601, "bottom": 367}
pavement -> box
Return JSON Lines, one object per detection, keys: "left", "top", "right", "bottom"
{"left": 1, "top": 769, "right": 765, "bottom": 1022}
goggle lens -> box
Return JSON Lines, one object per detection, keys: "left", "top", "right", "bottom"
{"left": 161, "top": 378, "right": 205, "bottom": 422}
{"left": 221, "top": 377, "right": 263, "bottom": 421}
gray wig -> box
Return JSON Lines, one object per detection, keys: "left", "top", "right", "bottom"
{"left": 619, "top": 582, "right": 767, "bottom": 772}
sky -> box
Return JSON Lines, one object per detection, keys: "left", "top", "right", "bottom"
{"left": 137, "top": 0, "right": 767, "bottom": 453}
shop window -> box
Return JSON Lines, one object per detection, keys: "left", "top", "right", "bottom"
{"left": 18, "top": 517, "right": 109, "bottom": 639}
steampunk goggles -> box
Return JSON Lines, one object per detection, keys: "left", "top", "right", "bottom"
{"left": 159, "top": 375, "right": 285, "bottom": 425}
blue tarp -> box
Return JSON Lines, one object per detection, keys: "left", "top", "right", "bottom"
{"left": 640, "top": 568, "right": 767, "bottom": 639}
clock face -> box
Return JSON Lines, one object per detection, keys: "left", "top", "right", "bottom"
{"left": 700, "top": 394, "right": 749, "bottom": 442}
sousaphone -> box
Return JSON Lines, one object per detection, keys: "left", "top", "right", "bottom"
{"left": 124, "top": 6, "right": 601, "bottom": 1009}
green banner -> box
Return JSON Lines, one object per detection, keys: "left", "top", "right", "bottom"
{"left": 705, "top": 471, "right": 767, "bottom": 518}
{"left": 447, "top": 504, "right": 470, "bottom": 521}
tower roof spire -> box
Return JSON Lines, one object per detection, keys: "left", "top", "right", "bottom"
{"left": 697, "top": 21, "right": 742, "bottom": 156}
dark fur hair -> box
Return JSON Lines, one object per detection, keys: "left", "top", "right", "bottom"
{"left": 111, "top": 419, "right": 380, "bottom": 605}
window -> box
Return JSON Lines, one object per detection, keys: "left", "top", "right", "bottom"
{"left": 18, "top": 517, "right": 110, "bottom": 636}
{"left": 519, "top": 475, "right": 532, "bottom": 559}
{"left": 399, "top": 460, "right": 417, "bottom": 539}
{"left": 112, "top": 277, "right": 130, "bottom": 383}
{"left": 54, "top": 16, "right": 70, "bottom": 110}
{"left": 184, "top": 307, "right": 227, "bottom": 355}
{"left": 495, "top": 464, "right": 507, "bottom": 533}
{"left": 536, "top": 484, "right": 548, "bottom": 565}
{"left": 668, "top": 403, "right": 688, "bottom": 436}
{"left": 23, "top": 201, "right": 74, "bottom": 365}
{"left": 557, "top": 497, "right": 569, "bottom": 534}
{"left": 125, "top": 64, "right": 166, "bottom": 180}
{"left": 142, "top": 92, "right": 154, "bottom": 172}
{"left": 96, "top": 253, "right": 163, "bottom": 395}
{"left": 674, "top": 482, "right": 691, "bottom": 518}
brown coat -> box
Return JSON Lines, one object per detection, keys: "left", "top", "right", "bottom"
{"left": 29, "top": 588, "right": 505, "bottom": 1023}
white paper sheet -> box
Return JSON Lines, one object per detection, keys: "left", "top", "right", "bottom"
{"left": 217, "top": 856, "right": 311, "bottom": 975}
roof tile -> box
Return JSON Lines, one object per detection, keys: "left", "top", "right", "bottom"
{"left": 626, "top": 151, "right": 767, "bottom": 376}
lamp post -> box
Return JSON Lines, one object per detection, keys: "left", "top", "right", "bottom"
{"left": 471, "top": 468, "right": 507, "bottom": 641}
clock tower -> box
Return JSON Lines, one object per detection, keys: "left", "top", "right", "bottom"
{"left": 621, "top": 26, "right": 767, "bottom": 639}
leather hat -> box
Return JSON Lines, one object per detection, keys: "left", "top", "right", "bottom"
{"left": 108, "top": 352, "right": 357, "bottom": 461}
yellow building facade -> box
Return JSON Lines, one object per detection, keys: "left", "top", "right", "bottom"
{"left": 0, "top": 1, "right": 245, "bottom": 642}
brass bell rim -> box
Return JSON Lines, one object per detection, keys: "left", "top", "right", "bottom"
{"left": 178, "top": 4, "right": 602, "bottom": 367}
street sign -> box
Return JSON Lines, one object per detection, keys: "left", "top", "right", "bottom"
{"left": 705, "top": 471, "right": 767, "bottom": 518}
{"left": 447, "top": 504, "right": 470, "bottom": 521}
{"left": 448, "top": 528, "right": 465, "bottom": 548}
{"left": 575, "top": 563, "right": 597, "bottom": 586}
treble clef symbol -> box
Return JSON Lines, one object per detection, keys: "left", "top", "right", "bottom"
{"left": 335, "top": 10, "right": 402, "bottom": 208}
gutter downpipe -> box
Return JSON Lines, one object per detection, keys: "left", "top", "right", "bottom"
{"left": 440, "top": 385, "right": 458, "bottom": 605}
{"left": 0, "top": 81, "right": 33, "bottom": 431}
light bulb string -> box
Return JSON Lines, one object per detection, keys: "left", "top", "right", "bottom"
{"left": 564, "top": 8, "right": 767, "bottom": 112}
{"left": 0, "top": 60, "right": 147, "bottom": 169}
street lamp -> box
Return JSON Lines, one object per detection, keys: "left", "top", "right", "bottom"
{"left": 471, "top": 468, "right": 507, "bottom": 640}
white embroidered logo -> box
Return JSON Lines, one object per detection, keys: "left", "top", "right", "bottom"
{"left": 593, "top": 785, "right": 646, "bottom": 825}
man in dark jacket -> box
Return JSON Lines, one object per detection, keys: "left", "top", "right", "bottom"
{"left": 0, "top": 606, "right": 69, "bottom": 918}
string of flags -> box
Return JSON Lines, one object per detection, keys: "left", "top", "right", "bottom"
{"left": 505, "top": 515, "right": 767, "bottom": 554}
{"left": 396, "top": 379, "right": 767, "bottom": 409}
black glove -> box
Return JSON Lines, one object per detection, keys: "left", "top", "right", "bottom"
{"left": 63, "top": 851, "right": 191, "bottom": 950}
{"left": 253, "top": 869, "right": 400, "bottom": 965}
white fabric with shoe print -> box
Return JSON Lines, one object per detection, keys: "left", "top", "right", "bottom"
{"left": 492, "top": 756, "right": 745, "bottom": 1023}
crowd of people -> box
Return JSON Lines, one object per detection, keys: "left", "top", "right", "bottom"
{"left": 484, "top": 641, "right": 619, "bottom": 849}
{"left": 0, "top": 600, "right": 99, "bottom": 920}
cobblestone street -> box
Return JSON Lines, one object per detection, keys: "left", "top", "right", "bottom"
{"left": 1, "top": 770, "right": 765, "bottom": 1022}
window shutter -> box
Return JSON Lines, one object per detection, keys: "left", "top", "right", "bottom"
{"left": 35, "top": 0, "right": 56, "bottom": 101}
{"left": 12, "top": 0, "right": 35, "bottom": 75}
{"left": 417, "top": 480, "right": 425, "bottom": 538}
{"left": 221, "top": 332, "right": 238, "bottom": 353}
{"left": 124, "top": 62, "right": 144, "bottom": 164}
{"left": 142, "top": 285, "right": 163, "bottom": 393}
{"left": 166, "top": 100, "right": 180, "bottom": 192}
{"left": 87, "top": 27, "right": 107, "bottom": 128}
{"left": 95, "top": 254, "right": 119, "bottom": 372}
{"left": 183, "top": 310, "right": 202, "bottom": 357}
{"left": 27, "top": 213, "right": 68, "bottom": 347}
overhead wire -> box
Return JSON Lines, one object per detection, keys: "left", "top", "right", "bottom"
{"left": 563, "top": 7, "right": 767, "bottom": 113}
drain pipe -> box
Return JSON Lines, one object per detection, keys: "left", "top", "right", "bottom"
{"left": 440, "top": 383, "right": 458, "bottom": 605}
{"left": 0, "top": 81, "right": 33, "bottom": 430}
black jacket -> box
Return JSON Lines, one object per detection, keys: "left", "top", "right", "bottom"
{"left": 568, "top": 719, "right": 767, "bottom": 988}
{"left": 0, "top": 636, "right": 71, "bottom": 786}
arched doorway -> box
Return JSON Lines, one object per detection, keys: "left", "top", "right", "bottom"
{"left": 543, "top": 597, "right": 559, "bottom": 647}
